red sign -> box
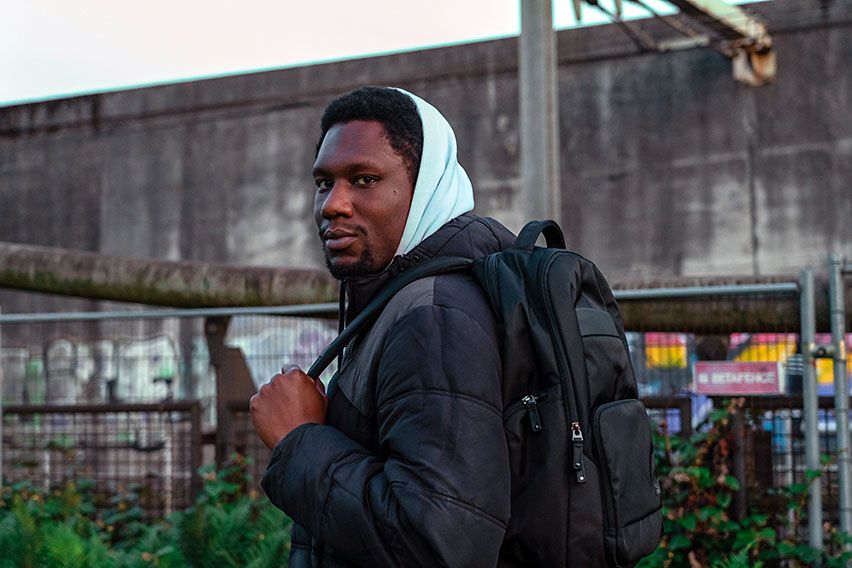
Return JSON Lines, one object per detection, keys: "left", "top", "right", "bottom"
{"left": 693, "top": 361, "right": 785, "bottom": 395}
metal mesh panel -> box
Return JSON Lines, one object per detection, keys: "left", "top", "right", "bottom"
{"left": 2, "top": 402, "right": 200, "bottom": 519}
{"left": 738, "top": 397, "right": 848, "bottom": 529}
{"left": 621, "top": 284, "right": 852, "bottom": 536}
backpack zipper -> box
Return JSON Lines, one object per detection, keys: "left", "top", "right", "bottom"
{"left": 521, "top": 393, "right": 547, "bottom": 433}
{"left": 539, "top": 252, "right": 587, "bottom": 484}
{"left": 571, "top": 422, "right": 586, "bottom": 483}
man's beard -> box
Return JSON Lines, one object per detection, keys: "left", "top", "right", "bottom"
{"left": 323, "top": 247, "right": 381, "bottom": 280}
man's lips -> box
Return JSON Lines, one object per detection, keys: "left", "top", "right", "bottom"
{"left": 325, "top": 235, "right": 357, "bottom": 251}
{"left": 322, "top": 229, "right": 359, "bottom": 252}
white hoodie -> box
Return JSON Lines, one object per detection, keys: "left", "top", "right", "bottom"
{"left": 394, "top": 89, "right": 475, "bottom": 255}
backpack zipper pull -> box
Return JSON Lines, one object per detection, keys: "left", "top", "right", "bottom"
{"left": 571, "top": 422, "right": 587, "bottom": 484}
{"left": 522, "top": 394, "right": 543, "bottom": 433}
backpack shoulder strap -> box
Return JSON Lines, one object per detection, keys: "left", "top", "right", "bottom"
{"left": 307, "top": 256, "right": 473, "bottom": 379}
{"left": 514, "top": 220, "right": 565, "bottom": 251}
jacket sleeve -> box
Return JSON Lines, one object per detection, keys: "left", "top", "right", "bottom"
{"left": 261, "top": 303, "right": 510, "bottom": 567}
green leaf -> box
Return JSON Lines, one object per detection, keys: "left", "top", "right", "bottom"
{"left": 792, "top": 544, "right": 822, "bottom": 563}
{"left": 756, "top": 527, "right": 776, "bottom": 543}
{"left": 733, "top": 529, "right": 756, "bottom": 550}
{"left": 805, "top": 469, "right": 822, "bottom": 483}
{"left": 679, "top": 514, "right": 697, "bottom": 531}
{"left": 716, "top": 493, "right": 732, "bottom": 509}
{"left": 724, "top": 475, "right": 741, "bottom": 491}
{"left": 670, "top": 534, "right": 691, "bottom": 550}
{"left": 776, "top": 541, "right": 795, "bottom": 557}
{"left": 742, "top": 514, "right": 768, "bottom": 527}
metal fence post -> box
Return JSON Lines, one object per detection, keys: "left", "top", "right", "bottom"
{"left": 0, "top": 306, "right": 3, "bottom": 485}
{"left": 801, "top": 269, "right": 824, "bottom": 550}
{"left": 829, "top": 254, "right": 851, "bottom": 533}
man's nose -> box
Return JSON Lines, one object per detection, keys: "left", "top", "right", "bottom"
{"left": 320, "top": 182, "right": 354, "bottom": 219}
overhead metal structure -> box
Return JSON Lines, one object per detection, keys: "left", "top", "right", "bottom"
{"left": 571, "top": 0, "right": 776, "bottom": 86}
{"left": 516, "top": 0, "right": 774, "bottom": 221}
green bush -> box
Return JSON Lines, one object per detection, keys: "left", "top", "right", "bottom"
{"left": 0, "top": 455, "right": 291, "bottom": 568}
{"left": 639, "top": 398, "right": 852, "bottom": 568}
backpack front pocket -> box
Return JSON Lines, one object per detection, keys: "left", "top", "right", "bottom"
{"left": 593, "top": 399, "right": 662, "bottom": 567}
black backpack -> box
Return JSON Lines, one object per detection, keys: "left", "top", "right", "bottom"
{"left": 308, "top": 220, "right": 662, "bottom": 567}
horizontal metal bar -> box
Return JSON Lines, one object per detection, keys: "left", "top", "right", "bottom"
{"left": 614, "top": 282, "right": 798, "bottom": 301}
{"left": 641, "top": 395, "right": 851, "bottom": 411}
{"left": 720, "top": 395, "right": 852, "bottom": 412}
{"left": 0, "top": 303, "right": 339, "bottom": 324}
{"left": 4, "top": 401, "right": 199, "bottom": 414}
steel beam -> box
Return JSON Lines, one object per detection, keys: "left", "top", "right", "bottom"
{"left": 519, "top": 0, "right": 561, "bottom": 225}
{"left": 666, "top": 0, "right": 770, "bottom": 46}
{"left": 666, "top": 0, "right": 775, "bottom": 86}
{"left": 577, "top": 0, "right": 775, "bottom": 85}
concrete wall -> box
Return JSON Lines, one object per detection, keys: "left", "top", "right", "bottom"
{"left": 1, "top": 0, "right": 850, "bottom": 316}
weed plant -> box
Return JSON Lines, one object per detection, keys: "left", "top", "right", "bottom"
{"left": 0, "top": 454, "right": 291, "bottom": 568}
{"left": 639, "top": 398, "right": 852, "bottom": 567}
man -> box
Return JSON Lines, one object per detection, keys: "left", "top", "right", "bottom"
{"left": 251, "top": 86, "right": 515, "bottom": 567}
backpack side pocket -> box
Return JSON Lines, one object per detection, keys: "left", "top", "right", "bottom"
{"left": 593, "top": 399, "right": 662, "bottom": 567}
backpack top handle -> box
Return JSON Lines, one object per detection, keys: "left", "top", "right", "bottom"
{"left": 514, "top": 220, "right": 566, "bottom": 251}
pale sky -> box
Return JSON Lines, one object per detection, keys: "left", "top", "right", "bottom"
{"left": 2, "top": 0, "right": 757, "bottom": 107}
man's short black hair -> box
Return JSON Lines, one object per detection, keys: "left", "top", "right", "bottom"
{"left": 317, "top": 86, "right": 423, "bottom": 185}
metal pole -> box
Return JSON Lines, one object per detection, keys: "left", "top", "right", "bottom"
{"left": 829, "top": 253, "right": 851, "bottom": 533}
{"left": 519, "top": 0, "right": 561, "bottom": 225}
{"left": 0, "top": 306, "right": 3, "bottom": 485}
{"left": 801, "top": 269, "right": 824, "bottom": 550}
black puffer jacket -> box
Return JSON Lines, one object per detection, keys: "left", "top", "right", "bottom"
{"left": 262, "top": 213, "right": 515, "bottom": 567}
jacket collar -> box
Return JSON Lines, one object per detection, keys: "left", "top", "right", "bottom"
{"left": 342, "top": 213, "right": 505, "bottom": 325}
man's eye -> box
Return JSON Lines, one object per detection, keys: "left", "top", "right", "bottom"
{"left": 354, "top": 175, "right": 378, "bottom": 187}
{"left": 315, "top": 179, "right": 332, "bottom": 191}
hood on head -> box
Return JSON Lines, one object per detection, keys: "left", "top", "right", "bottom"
{"left": 393, "top": 88, "right": 475, "bottom": 255}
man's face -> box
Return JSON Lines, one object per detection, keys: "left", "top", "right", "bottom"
{"left": 313, "top": 120, "right": 415, "bottom": 280}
